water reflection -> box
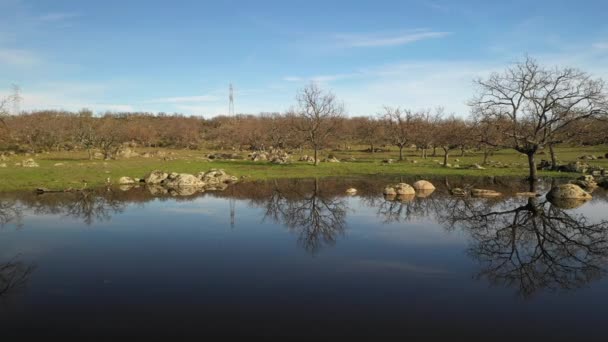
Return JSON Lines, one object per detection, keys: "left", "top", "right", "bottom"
{"left": 0, "top": 255, "right": 35, "bottom": 300}
{"left": 261, "top": 179, "right": 347, "bottom": 254}
{"left": 1, "top": 176, "right": 607, "bottom": 297}
{"left": 0, "top": 199, "right": 23, "bottom": 228}
{"left": 442, "top": 195, "right": 608, "bottom": 297}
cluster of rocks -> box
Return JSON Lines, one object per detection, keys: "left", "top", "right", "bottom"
{"left": 382, "top": 180, "right": 436, "bottom": 201}
{"left": 118, "top": 168, "right": 238, "bottom": 196}
{"left": 323, "top": 155, "right": 340, "bottom": 163}
{"left": 298, "top": 155, "right": 316, "bottom": 163}
{"left": 247, "top": 149, "right": 291, "bottom": 164}
{"left": 14, "top": 158, "right": 39, "bottom": 168}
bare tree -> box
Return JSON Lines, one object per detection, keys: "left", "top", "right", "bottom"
{"left": 411, "top": 108, "right": 442, "bottom": 159}
{"left": 435, "top": 115, "right": 469, "bottom": 167}
{"left": 293, "top": 83, "right": 345, "bottom": 165}
{"left": 353, "top": 116, "right": 385, "bottom": 154}
{"left": 470, "top": 56, "right": 607, "bottom": 180}
{"left": 383, "top": 107, "right": 414, "bottom": 161}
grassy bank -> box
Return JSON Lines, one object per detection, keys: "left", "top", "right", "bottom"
{"left": 0, "top": 145, "right": 606, "bottom": 192}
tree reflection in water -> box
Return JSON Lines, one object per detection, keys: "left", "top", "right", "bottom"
{"left": 260, "top": 178, "right": 347, "bottom": 254}
{"left": 1, "top": 177, "right": 608, "bottom": 296}
{"left": 442, "top": 193, "right": 608, "bottom": 297}
{"left": 0, "top": 255, "right": 35, "bottom": 300}
{"left": 0, "top": 199, "right": 23, "bottom": 228}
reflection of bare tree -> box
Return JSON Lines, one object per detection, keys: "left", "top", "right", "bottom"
{"left": 442, "top": 195, "right": 608, "bottom": 298}
{"left": 260, "top": 179, "right": 347, "bottom": 254}
{"left": 20, "top": 190, "right": 127, "bottom": 225}
{"left": 0, "top": 199, "right": 23, "bottom": 228}
{"left": 376, "top": 196, "right": 445, "bottom": 224}
{"left": 0, "top": 255, "right": 35, "bottom": 299}
{"left": 61, "top": 191, "right": 125, "bottom": 225}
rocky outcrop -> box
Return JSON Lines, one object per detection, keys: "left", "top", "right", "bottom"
{"left": 250, "top": 151, "right": 268, "bottom": 161}
{"left": 547, "top": 184, "right": 592, "bottom": 201}
{"left": 323, "top": 155, "right": 340, "bottom": 163}
{"left": 268, "top": 150, "right": 290, "bottom": 164}
{"left": 162, "top": 173, "right": 205, "bottom": 188}
{"left": 394, "top": 183, "right": 415, "bottom": 195}
{"left": 382, "top": 159, "right": 394, "bottom": 164}
{"left": 199, "top": 169, "right": 238, "bottom": 186}
{"left": 144, "top": 170, "right": 169, "bottom": 184}
{"left": 569, "top": 175, "right": 598, "bottom": 191}
{"left": 133, "top": 169, "right": 239, "bottom": 196}
{"left": 412, "top": 180, "right": 435, "bottom": 191}
{"left": 299, "top": 155, "right": 316, "bottom": 163}
{"left": 471, "top": 163, "right": 486, "bottom": 170}
{"left": 579, "top": 154, "right": 597, "bottom": 160}
{"left": 558, "top": 161, "right": 589, "bottom": 173}
{"left": 21, "top": 159, "right": 39, "bottom": 167}
{"left": 383, "top": 186, "right": 397, "bottom": 196}
{"left": 118, "top": 176, "right": 137, "bottom": 185}
{"left": 117, "top": 148, "right": 140, "bottom": 159}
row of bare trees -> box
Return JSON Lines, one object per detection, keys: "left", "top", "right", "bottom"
{"left": 1, "top": 57, "right": 607, "bottom": 176}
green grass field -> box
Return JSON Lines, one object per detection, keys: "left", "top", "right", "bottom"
{"left": 0, "top": 145, "right": 606, "bottom": 192}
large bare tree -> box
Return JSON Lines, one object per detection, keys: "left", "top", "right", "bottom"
{"left": 470, "top": 57, "right": 607, "bottom": 180}
{"left": 383, "top": 107, "right": 414, "bottom": 161}
{"left": 293, "top": 83, "right": 344, "bottom": 165}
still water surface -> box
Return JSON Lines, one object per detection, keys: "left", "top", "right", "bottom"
{"left": 1, "top": 176, "right": 608, "bottom": 338}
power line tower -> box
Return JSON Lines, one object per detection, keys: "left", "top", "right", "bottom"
{"left": 228, "top": 83, "right": 235, "bottom": 117}
{"left": 228, "top": 82, "right": 236, "bottom": 227}
{"left": 11, "top": 84, "right": 21, "bottom": 115}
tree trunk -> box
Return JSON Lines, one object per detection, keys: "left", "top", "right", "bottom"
{"left": 370, "top": 143, "right": 374, "bottom": 154}
{"left": 443, "top": 148, "right": 449, "bottom": 166}
{"left": 527, "top": 152, "right": 537, "bottom": 181}
{"left": 460, "top": 146, "right": 465, "bottom": 157}
{"left": 399, "top": 145, "right": 404, "bottom": 161}
{"left": 483, "top": 148, "right": 489, "bottom": 165}
{"left": 314, "top": 147, "right": 319, "bottom": 166}
{"left": 432, "top": 146, "right": 437, "bottom": 157}
{"left": 549, "top": 144, "right": 557, "bottom": 170}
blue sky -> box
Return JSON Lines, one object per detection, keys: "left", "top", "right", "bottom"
{"left": 1, "top": 0, "right": 607, "bottom": 117}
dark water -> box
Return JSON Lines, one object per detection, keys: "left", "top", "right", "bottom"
{"left": 1, "top": 176, "right": 608, "bottom": 339}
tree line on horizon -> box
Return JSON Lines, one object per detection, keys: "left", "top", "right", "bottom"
{"left": 1, "top": 57, "right": 607, "bottom": 179}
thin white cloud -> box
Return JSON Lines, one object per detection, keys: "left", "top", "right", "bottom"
{"left": 0, "top": 48, "right": 39, "bottom": 66}
{"left": 592, "top": 42, "right": 608, "bottom": 49}
{"left": 335, "top": 30, "right": 451, "bottom": 48}
{"left": 38, "top": 12, "right": 80, "bottom": 22}
{"left": 283, "top": 76, "right": 302, "bottom": 82}
{"left": 147, "top": 95, "right": 220, "bottom": 103}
